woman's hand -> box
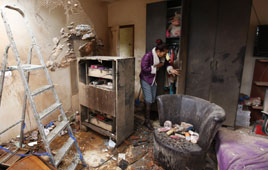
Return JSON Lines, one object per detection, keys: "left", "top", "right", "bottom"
{"left": 155, "top": 62, "right": 164, "bottom": 68}
{"left": 170, "top": 69, "right": 180, "bottom": 76}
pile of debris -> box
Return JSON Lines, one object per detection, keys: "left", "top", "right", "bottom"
{"left": 47, "top": 22, "right": 104, "bottom": 71}
{"left": 157, "top": 120, "right": 199, "bottom": 144}
{"left": 0, "top": 111, "right": 80, "bottom": 167}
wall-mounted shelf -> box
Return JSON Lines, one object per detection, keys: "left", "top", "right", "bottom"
{"left": 254, "top": 81, "right": 268, "bottom": 87}
{"left": 167, "top": 6, "right": 181, "bottom": 10}
{"left": 252, "top": 105, "right": 264, "bottom": 110}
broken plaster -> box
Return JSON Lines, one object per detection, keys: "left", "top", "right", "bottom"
{"left": 38, "top": 0, "right": 80, "bottom": 21}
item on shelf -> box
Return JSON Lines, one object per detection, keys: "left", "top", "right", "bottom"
{"left": 243, "top": 97, "right": 261, "bottom": 106}
{"left": 166, "top": 12, "right": 181, "bottom": 38}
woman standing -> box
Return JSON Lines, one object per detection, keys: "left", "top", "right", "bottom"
{"left": 140, "top": 40, "right": 179, "bottom": 130}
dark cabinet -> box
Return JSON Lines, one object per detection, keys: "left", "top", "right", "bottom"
{"left": 185, "top": 0, "right": 252, "bottom": 127}
{"left": 146, "top": 1, "right": 167, "bottom": 53}
{"left": 146, "top": 0, "right": 187, "bottom": 96}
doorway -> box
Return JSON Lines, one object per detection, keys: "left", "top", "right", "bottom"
{"left": 119, "top": 25, "right": 134, "bottom": 57}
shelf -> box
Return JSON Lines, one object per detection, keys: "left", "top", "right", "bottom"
{"left": 82, "top": 122, "right": 116, "bottom": 140}
{"left": 167, "top": 6, "right": 181, "bottom": 10}
{"left": 87, "top": 117, "right": 113, "bottom": 132}
{"left": 252, "top": 105, "right": 264, "bottom": 110}
{"left": 166, "top": 37, "right": 180, "bottom": 40}
{"left": 88, "top": 84, "right": 113, "bottom": 91}
{"left": 257, "top": 59, "right": 268, "bottom": 63}
{"left": 88, "top": 68, "right": 113, "bottom": 80}
{"left": 254, "top": 81, "right": 268, "bottom": 87}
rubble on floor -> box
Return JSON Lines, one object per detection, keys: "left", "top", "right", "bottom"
{"left": 0, "top": 113, "right": 218, "bottom": 170}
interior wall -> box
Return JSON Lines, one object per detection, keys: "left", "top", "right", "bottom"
{"left": 240, "top": 0, "right": 268, "bottom": 96}
{"left": 107, "top": 0, "right": 164, "bottom": 97}
{"left": 0, "top": 0, "right": 108, "bottom": 143}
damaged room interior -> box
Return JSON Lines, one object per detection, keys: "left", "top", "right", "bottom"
{"left": 0, "top": 0, "right": 267, "bottom": 170}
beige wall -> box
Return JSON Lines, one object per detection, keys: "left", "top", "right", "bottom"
{"left": 240, "top": 0, "right": 268, "bottom": 96}
{"left": 0, "top": 0, "right": 108, "bottom": 143}
{"left": 107, "top": 0, "right": 164, "bottom": 96}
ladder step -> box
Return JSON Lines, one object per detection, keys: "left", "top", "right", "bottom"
{"left": 7, "top": 64, "right": 44, "bottom": 72}
{"left": 39, "top": 103, "right": 62, "bottom": 120}
{"left": 54, "top": 137, "right": 75, "bottom": 167}
{"left": 31, "top": 85, "right": 54, "bottom": 97}
{"left": 66, "top": 154, "right": 80, "bottom": 170}
{"left": 47, "top": 120, "right": 68, "bottom": 144}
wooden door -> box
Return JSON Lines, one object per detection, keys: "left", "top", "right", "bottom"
{"left": 185, "top": 0, "right": 252, "bottom": 127}
{"left": 146, "top": 1, "right": 167, "bottom": 53}
{"left": 210, "top": 0, "right": 252, "bottom": 127}
{"left": 146, "top": 1, "right": 167, "bottom": 97}
{"left": 185, "top": 0, "right": 219, "bottom": 100}
{"left": 119, "top": 25, "right": 134, "bottom": 57}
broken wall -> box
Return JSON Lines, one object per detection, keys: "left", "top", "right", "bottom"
{"left": 0, "top": 0, "right": 108, "bottom": 143}
{"left": 107, "top": 0, "right": 164, "bottom": 97}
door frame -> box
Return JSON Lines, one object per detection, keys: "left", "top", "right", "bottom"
{"left": 119, "top": 25, "right": 135, "bottom": 57}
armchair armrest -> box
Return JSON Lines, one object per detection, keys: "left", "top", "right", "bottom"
{"left": 198, "top": 105, "right": 225, "bottom": 151}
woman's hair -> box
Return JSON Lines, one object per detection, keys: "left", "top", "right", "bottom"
{"left": 155, "top": 39, "right": 168, "bottom": 52}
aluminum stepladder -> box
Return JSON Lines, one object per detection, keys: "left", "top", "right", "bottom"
{"left": 0, "top": 5, "right": 86, "bottom": 169}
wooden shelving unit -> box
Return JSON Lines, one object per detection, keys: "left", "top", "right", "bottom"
{"left": 250, "top": 59, "right": 268, "bottom": 121}
{"left": 77, "top": 56, "right": 135, "bottom": 145}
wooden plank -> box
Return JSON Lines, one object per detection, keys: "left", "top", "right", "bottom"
{"left": 258, "top": 59, "right": 268, "bottom": 63}
{"left": 70, "top": 60, "right": 78, "bottom": 95}
{"left": 252, "top": 105, "right": 263, "bottom": 110}
{"left": 210, "top": 0, "right": 252, "bottom": 127}
{"left": 116, "top": 58, "right": 135, "bottom": 145}
{"left": 6, "top": 155, "right": 57, "bottom": 170}
{"left": 254, "top": 81, "right": 268, "bottom": 87}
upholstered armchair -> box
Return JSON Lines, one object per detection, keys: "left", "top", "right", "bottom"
{"left": 154, "top": 94, "right": 226, "bottom": 170}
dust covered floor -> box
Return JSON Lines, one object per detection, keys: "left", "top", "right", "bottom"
{"left": 51, "top": 118, "right": 164, "bottom": 170}
{"left": 0, "top": 113, "right": 218, "bottom": 170}
{"left": 48, "top": 114, "right": 218, "bottom": 170}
